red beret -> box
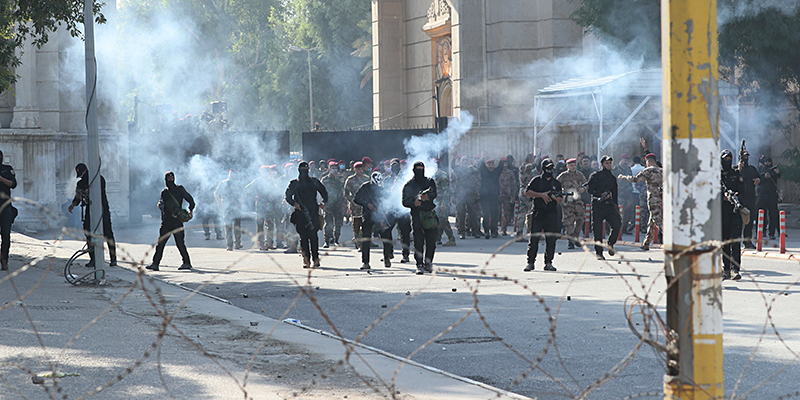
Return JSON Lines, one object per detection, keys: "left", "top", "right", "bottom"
{"left": 400, "top": 159, "right": 407, "bottom": 164}
{"left": 362, "top": 156, "right": 373, "bottom": 164}
{"left": 566, "top": 158, "right": 577, "bottom": 164}
{"left": 283, "top": 162, "right": 294, "bottom": 169}
{"left": 353, "top": 161, "right": 363, "bottom": 168}
{"left": 373, "top": 167, "right": 381, "bottom": 172}
{"left": 620, "top": 153, "right": 630, "bottom": 159}
{"left": 328, "top": 161, "right": 338, "bottom": 166}
{"left": 645, "top": 153, "right": 657, "bottom": 160}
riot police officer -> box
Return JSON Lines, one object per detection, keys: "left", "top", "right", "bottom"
{"left": 587, "top": 155, "right": 621, "bottom": 260}
{"left": 524, "top": 158, "right": 564, "bottom": 272}
{"left": 68, "top": 163, "right": 117, "bottom": 268}
{"left": 0, "top": 150, "right": 16, "bottom": 270}
{"left": 721, "top": 149, "right": 743, "bottom": 280}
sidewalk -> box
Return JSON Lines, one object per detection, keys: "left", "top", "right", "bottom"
{"left": 612, "top": 227, "right": 800, "bottom": 260}
{"left": 0, "top": 232, "right": 527, "bottom": 400}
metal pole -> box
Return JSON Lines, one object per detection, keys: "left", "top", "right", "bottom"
{"left": 662, "top": 0, "right": 723, "bottom": 398}
{"left": 307, "top": 50, "right": 313, "bottom": 131}
{"left": 84, "top": 0, "right": 105, "bottom": 276}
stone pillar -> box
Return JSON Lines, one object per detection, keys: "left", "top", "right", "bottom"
{"left": 23, "top": 139, "right": 57, "bottom": 209}
{"left": 10, "top": 37, "right": 40, "bottom": 129}
{"left": 372, "top": 0, "right": 406, "bottom": 129}
{"left": 37, "top": 34, "right": 60, "bottom": 131}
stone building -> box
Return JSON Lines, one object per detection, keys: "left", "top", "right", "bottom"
{"left": 0, "top": 15, "right": 129, "bottom": 231}
{"left": 372, "top": 0, "right": 586, "bottom": 159}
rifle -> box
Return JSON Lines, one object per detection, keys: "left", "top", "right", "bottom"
{"left": 549, "top": 190, "right": 574, "bottom": 198}
{"left": 293, "top": 184, "right": 314, "bottom": 231}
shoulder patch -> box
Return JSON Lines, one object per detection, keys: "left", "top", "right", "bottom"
{"left": 739, "top": 177, "right": 744, "bottom": 182}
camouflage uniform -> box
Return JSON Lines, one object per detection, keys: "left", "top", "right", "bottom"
{"left": 321, "top": 171, "right": 346, "bottom": 245}
{"left": 244, "top": 175, "right": 279, "bottom": 249}
{"left": 516, "top": 163, "right": 536, "bottom": 235}
{"left": 434, "top": 169, "right": 456, "bottom": 244}
{"left": 454, "top": 164, "right": 481, "bottom": 237}
{"left": 344, "top": 172, "right": 369, "bottom": 247}
{"left": 215, "top": 177, "right": 244, "bottom": 249}
{"left": 619, "top": 166, "right": 663, "bottom": 245}
{"left": 556, "top": 169, "right": 587, "bottom": 241}
{"left": 612, "top": 163, "right": 636, "bottom": 233}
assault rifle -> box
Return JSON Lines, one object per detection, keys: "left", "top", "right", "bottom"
{"left": 548, "top": 190, "right": 574, "bottom": 198}
{"left": 724, "top": 189, "right": 743, "bottom": 212}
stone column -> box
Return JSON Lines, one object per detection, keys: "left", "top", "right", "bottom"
{"left": 11, "top": 37, "right": 40, "bottom": 129}
{"left": 372, "top": 0, "right": 406, "bottom": 129}
{"left": 37, "top": 33, "right": 60, "bottom": 132}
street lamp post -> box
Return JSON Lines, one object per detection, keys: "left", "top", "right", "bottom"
{"left": 290, "top": 46, "right": 317, "bottom": 131}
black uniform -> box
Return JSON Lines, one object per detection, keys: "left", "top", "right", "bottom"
{"left": 479, "top": 162, "right": 504, "bottom": 237}
{"left": 285, "top": 171, "right": 328, "bottom": 264}
{"left": 587, "top": 167, "right": 621, "bottom": 257}
{"left": 736, "top": 162, "right": 759, "bottom": 245}
{"left": 402, "top": 165, "right": 438, "bottom": 272}
{"left": 0, "top": 159, "right": 17, "bottom": 269}
{"left": 355, "top": 181, "right": 393, "bottom": 266}
{"left": 756, "top": 163, "right": 781, "bottom": 238}
{"left": 151, "top": 181, "right": 195, "bottom": 269}
{"left": 526, "top": 175, "right": 562, "bottom": 267}
{"left": 71, "top": 172, "right": 117, "bottom": 267}
{"left": 722, "top": 166, "right": 743, "bottom": 278}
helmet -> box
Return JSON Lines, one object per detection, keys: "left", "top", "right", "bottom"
{"left": 720, "top": 149, "right": 733, "bottom": 160}
{"left": 600, "top": 155, "right": 613, "bottom": 163}
{"left": 371, "top": 171, "right": 383, "bottom": 186}
{"left": 540, "top": 158, "right": 555, "bottom": 171}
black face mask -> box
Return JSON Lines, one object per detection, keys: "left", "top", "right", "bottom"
{"left": 722, "top": 158, "right": 733, "bottom": 172}
{"left": 413, "top": 168, "right": 425, "bottom": 180}
{"left": 542, "top": 168, "right": 553, "bottom": 178}
{"left": 391, "top": 165, "right": 400, "bottom": 175}
{"left": 299, "top": 168, "right": 310, "bottom": 179}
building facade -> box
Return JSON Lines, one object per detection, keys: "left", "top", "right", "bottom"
{"left": 372, "top": 0, "right": 584, "bottom": 159}
{"left": 0, "top": 16, "right": 129, "bottom": 231}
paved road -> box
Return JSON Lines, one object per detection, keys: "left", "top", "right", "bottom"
{"left": 87, "top": 216, "right": 800, "bottom": 399}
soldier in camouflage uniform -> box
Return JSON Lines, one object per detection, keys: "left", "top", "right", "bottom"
{"left": 321, "top": 161, "right": 347, "bottom": 247}
{"left": 454, "top": 157, "right": 482, "bottom": 238}
{"left": 515, "top": 155, "right": 536, "bottom": 237}
{"left": 612, "top": 154, "right": 636, "bottom": 234}
{"left": 215, "top": 169, "right": 244, "bottom": 251}
{"left": 618, "top": 153, "right": 663, "bottom": 250}
{"left": 498, "top": 157, "right": 519, "bottom": 236}
{"left": 344, "top": 161, "right": 369, "bottom": 249}
{"left": 244, "top": 166, "right": 277, "bottom": 250}
{"left": 434, "top": 164, "right": 456, "bottom": 246}
{"left": 556, "top": 158, "right": 587, "bottom": 249}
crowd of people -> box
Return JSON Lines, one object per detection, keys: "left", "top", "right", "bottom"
{"left": 0, "top": 133, "right": 780, "bottom": 279}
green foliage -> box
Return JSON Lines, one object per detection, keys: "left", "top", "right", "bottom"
{"left": 118, "top": 0, "right": 371, "bottom": 134}
{"left": 262, "top": 0, "right": 372, "bottom": 134}
{"left": 571, "top": 0, "right": 800, "bottom": 113}
{"left": 718, "top": 7, "right": 800, "bottom": 112}
{"left": 570, "top": 0, "right": 661, "bottom": 66}
{"left": 0, "top": 0, "right": 106, "bottom": 93}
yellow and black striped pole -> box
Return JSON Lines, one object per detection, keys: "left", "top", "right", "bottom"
{"left": 661, "top": 0, "right": 724, "bottom": 399}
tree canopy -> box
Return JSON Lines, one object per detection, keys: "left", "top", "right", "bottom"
{"left": 0, "top": 0, "right": 105, "bottom": 92}
{"left": 571, "top": 0, "right": 800, "bottom": 112}
{"left": 117, "top": 0, "right": 371, "bottom": 134}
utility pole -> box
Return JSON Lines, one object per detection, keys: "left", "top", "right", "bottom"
{"left": 661, "top": 0, "right": 723, "bottom": 399}
{"left": 84, "top": 0, "right": 105, "bottom": 278}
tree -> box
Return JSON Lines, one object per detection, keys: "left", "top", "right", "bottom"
{"left": 263, "top": 0, "right": 372, "bottom": 134}
{"left": 571, "top": 1, "right": 800, "bottom": 113}
{"left": 0, "top": 0, "right": 105, "bottom": 93}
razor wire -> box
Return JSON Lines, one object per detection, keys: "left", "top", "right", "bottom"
{"left": 0, "top": 196, "right": 798, "bottom": 399}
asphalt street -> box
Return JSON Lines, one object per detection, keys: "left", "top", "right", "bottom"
{"left": 70, "top": 215, "right": 800, "bottom": 399}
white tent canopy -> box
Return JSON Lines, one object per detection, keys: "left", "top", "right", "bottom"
{"left": 532, "top": 68, "right": 740, "bottom": 160}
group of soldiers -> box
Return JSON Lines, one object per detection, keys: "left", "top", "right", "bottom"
{"left": 35, "top": 136, "right": 776, "bottom": 279}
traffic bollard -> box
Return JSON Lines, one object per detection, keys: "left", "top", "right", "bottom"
{"left": 780, "top": 210, "right": 786, "bottom": 254}
{"left": 757, "top": 209, "right": 764, "bottom": 252}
